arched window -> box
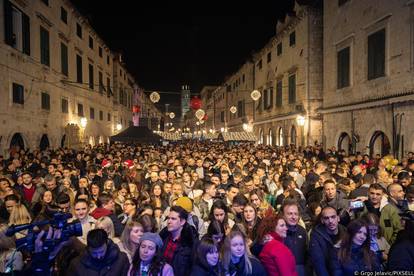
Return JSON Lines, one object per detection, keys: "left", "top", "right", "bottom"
{"left": 259, "top": 129, "right": 264, "bottom": 144}
{"left": 39, "top": 134, "right": 50, "bottom": 151}
{"left": 268, "top": 128, "right": 273, "bottom": 146}
{"left": 278, "top": 127, "right": 284, "bottom": 146}
{"left": 290, "top": 126, "right": 297, "bottom": 145}
{"left": 369, "top": 131, "right": 390, "bottom": 157}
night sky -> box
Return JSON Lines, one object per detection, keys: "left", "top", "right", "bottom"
{"left": 70, "top": 1, "right": 304, "bottom": 113}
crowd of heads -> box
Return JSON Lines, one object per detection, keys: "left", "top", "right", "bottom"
{"left": 0, "top": 141, "right": 413, "bottom": 275}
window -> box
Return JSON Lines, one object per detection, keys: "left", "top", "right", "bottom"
{"left": 99, "top": 110, "right": 103, "bottom": 120}
{"left": 289, "top": 31, "right": 296, "bottom": 47}
{"left": 76, "top": 55, "right": 83, "bottom": 83}
{"left": 338, "top": 0, "right": 350, "bottom": 6}
{"left": 107, "top": 55, "right": 110, "bottom": 65}
{"left": 237, "top": 100, "right": 244, "bottom": 118}
{"left": 12, "top": 83, "right": 24, "bottom": 104}
{"left": 76, "top": 23, "right": 82, "bottom": 38}
{"left": 107, "top": 77, "right": 112, "bottom": 97}
{"left": 220, "top": 111, "right": 225, "bottom": 123}
{"left": 242, "top": 74, "right": 245, "bottom": 83}
{"left": 277, "top": 43, "right": 282, "bottom": 56}
{"left": 107, "top": 113, "right": 111, "bottom": 121}
{"left": 4, "top": 2, "right": 30, "bottom": 55}
{"left": 78, "top": 103, "right": 84, "bottom": 117}
{"left": 226, "top": 85, "right": 231, "bottom": 92}
{"left": 61, "top": 42, "right": 68, "bottom": 76}
{"left": 120, "top": 70, "right": 122, "bottom": 76}
{"left": 288, "top": 74, "right": 296, "bottom": 103}
{"left": 276, "top": 80, "right": 283, "bottom": 107}
{"left": 40, "top": 26, "right": 50, "bottom": 66}
{"left": 267, "top": 52, "right": 272, "bottom": 63}
{"left": 98, "top": 47, "right": 102, "bottom": 57}
{"left": 264, "top": 87, "right": 273, "bottom": 109}
{"left": 99, "top": 71, "right": 103, "bottom": 94}
{"left": 89, "top": 64, "right": 94, "bottom": 90}
{"left": 89, "top": 36, "right": 93, "bottom": 49}
{"left": 41, "top": 92, "right": 50, "bottom": 110}
{"left": 368, "top": 29, "right": 385, "bottom": 80}
{"left": 60, "top": 7, "right": 67, "bottom": 24}
{"left": 90, "top": 107, "right": 95, "bottom": 119}
{"left": 41, "top": 0, "right": 49, "bottom": 5}
{"left": 337, "top": 47, "right": 350, "bottom": 88}
{"left": 61, "top": 98, "right": 68, "bottom": 113}
{"left": 257, "top": 59, "right": 262, "bottom": 70}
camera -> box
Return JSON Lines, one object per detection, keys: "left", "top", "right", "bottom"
{"left": 6, "top": 212, "right": 82, "bottom": 253}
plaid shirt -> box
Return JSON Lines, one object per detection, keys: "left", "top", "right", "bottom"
{"left": 163, "top": 234, "right": 180, "bottom": 264}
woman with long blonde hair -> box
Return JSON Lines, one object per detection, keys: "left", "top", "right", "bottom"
{"left": 221, "top": 230, "right": 266, "bottom": 276}
{"left": 118, "top": 221, "right": 144, "bottom": 264}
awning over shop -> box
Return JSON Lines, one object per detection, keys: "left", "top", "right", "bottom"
{"left": 110, "top": 126, "right": 162, "bottom": 143}
{"left": 219, "top": 132, "right": 257, "bottom": 142}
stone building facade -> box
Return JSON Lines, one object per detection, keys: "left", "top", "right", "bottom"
{"left": 322, "top": 0, "right": 414, "bottom": 157}
{"left": 252, "top": 3, "right": 323, "bottom": 147}
{"left": 0, "top": 0, "right": 161, "bottom": 156}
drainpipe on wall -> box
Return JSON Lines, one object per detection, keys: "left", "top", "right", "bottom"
{"left": 306, "top": 11, "right": 311, "bottom": 147}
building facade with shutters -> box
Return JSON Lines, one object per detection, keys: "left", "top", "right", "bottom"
{"left": 252, "top": 2, "right": 323, "bottom": 147}
{"left": 0, "top": 0, "right": 161, "bottom": 155}
{"left": 322, "top": 0, "right": 414, "bottom": 157}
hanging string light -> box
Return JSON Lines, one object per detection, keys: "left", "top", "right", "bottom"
{"left": 195, "top": 109, "right": 205, "bottom": 120}
{"left": 169, "top": 112, "right": 175, "bottom": 119}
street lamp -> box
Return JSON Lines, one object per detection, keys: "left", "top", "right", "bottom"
{"left": 296, "top": 115, "right": 306, "bottom": 146}
{"left": 80, "top": 117, "right": 87, "bottom": 128}
{"left": 116, "top": 123, "right": 122, "bottom": 131}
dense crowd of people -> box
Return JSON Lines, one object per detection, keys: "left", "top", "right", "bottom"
{"left": 0, "top": 141, "right": 413, "bottom": 275}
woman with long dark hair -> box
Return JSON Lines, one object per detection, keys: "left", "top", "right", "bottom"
{"left": 191, "top": 237, "right": 222, "bottom": 276}
{"left": 331, "top": 219, "right": 381, "bottom": 275}
{"left": 129, "top": 232, "right": 173, "bottom": 276}
{"left": 204, "top": 219, "right": 225, "bottom": 250}
{"left": 150, "top": 183, "right": 168, "bottom": 211}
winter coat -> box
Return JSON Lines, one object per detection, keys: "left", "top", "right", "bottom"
{"left": 159, "top": 223, "right": 198, "bottom": 276}
{"left": 259, "top": 232, "right": 297, "bottom": 276}
{"left": 331, "top": 244, "right": 381, "bottom": 276}
{"left": 66, "top": 240, "right": 129, "bottom": 276}
{"left": 284, "top": 224, "right": 308, "bottom": 276}
{"left": 309, "top": 224, "right": 345, "bottom": 276}
{"left": 190, "top": 260, "right": 223, "bottom": 276}
{"left": 388, "top": 237, "right": 414, "bottom": 271}
{"left": 227, "top": 256, "right": 267, "bottom": 276}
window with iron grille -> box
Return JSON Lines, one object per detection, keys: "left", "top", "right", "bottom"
{"left": 3, "top": 2, "right": 31, "bottom": 55}
{"left": 76, "top": 55, "right": 83, "bottom": 83}
{"left": 289, "top": 31, "right": 296, "bottom": 47}
{"left": 90, "top": 107, "right": 95, "bottom": 119}
{"left": 99, "top": 110, "right": 103, "bottom": 120}
{"left": 76, "top": 23, "right": 82, "bottom": 38}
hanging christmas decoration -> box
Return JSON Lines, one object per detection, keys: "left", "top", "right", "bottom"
{"left": 250, "top": 90, "right": 261, "bottom": 101}
{"left": 202, "top": 114, "right": 208, "bottom": 121}
{"left": 132, "top": 105, "right": 141, "bottom": 113}
{"left": 169, "top": 112, "right": 175, "bottom": 119}
{"left": 230, "top": 106, "right": 237, "bottom": 114}
{"left": 190, "top": 96, "right": 202, "bottom": 110}
{"left": 195, "top": 109, "right": 205, "bottom": 120}
{"left": 150, "top": 92, "right": 160, "bottom": 103}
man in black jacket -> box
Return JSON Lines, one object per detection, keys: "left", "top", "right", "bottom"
{"left": 309, "top": 206, "right": 345, "bottom": 276}
{"left": 282, "top": 199, "right": 308, "bottom": 276}
{"left": 159, "top": 206, "right": 197, "bottom": 276}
